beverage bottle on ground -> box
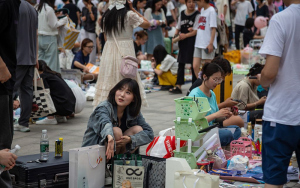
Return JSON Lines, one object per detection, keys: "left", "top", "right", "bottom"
{"left": 0, "top": 145, "right": 21, "bottom": 174}
{"left": 40, "top": 130, "right": 49, "bottom": 162}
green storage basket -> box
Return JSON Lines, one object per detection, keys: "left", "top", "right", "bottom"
{"left": 174, "top": 118, "right": 209, "bottom": 141}
{"left": 173, "top": 146, "right": 202, "bottom": 169}
{"left": 174, "top": 97, "right": 211, "bottom": 120}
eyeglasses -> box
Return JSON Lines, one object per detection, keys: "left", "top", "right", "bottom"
{"left": 212, "top": 77, "right": 223, "bottom": 84}
{"left": 85, "top": 46, "right": 94, "bottom": 49}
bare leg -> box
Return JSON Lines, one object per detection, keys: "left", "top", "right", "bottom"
{"left": 264, "top": 184, "right": 283, "bottom": 188}
{"left": 83, "top": 73, "right": 98, "bottom": 81}
{"left": 193, "top": 57, "right": 202, "bottom": 79}
{"left": 112, "top": 127, "right": 123, "bottom": 154}
{"left": 223, "top": 115, "right": 244, "bottom": 128}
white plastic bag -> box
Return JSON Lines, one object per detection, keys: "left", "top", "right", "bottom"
{"left": 59, "top": 50, "right": 74, "bottom": 69}
{"left": 64, "top": 79, "right": 86, "bottom": 114}
{"left": 227, "top": 155, "right": 249, "bottom": 174}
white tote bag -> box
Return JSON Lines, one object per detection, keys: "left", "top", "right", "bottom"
{"left": 69, "top": 145, "right": 106, "bottom": 188}
{"left": 31, "top": 68, "right": 56, "bottom": 118}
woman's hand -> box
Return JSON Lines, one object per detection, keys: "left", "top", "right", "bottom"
{"left": 224, "top": 97, "right": 239, "bottom": 107}
{"left": 179, "top": 33, "right": 186, "bottom": 40}
{"left": 116, "top": 136, "right": 131, "bottom": 149}
{"left": 257, "top": 96, "right": 267, "bottom": 105}
{"left": 87, "top": 3, "right": 93, "bottom": 11}
{"left": 151, "top": 62, "right": 156, "bottom": 69}
{"left": 82, "top": 16, "right": 86, "bottom": 21}
{"left": 206, "top": 43, "right": 214, "bottom": 53}
{"left": 106, "top": 135, "right": 114, "bottom": 160}
{"left": 128, "top": 0, "right": 134, "bottom": 10}
{"left": 216, "top": 108, "right": 232, "bottom": 119}
{"left": 0, "top": 149, "right": 17, "bottom": 171}
{"left": 83, "top": 66, "right": 90, "bottom": 73}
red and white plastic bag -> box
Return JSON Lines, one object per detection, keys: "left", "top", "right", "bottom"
{"left": 146, "top": 127, "right": 186, "bottom": 158}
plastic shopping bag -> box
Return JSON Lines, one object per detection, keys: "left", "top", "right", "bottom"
{"left": 69, "top": 145, "right": 106, "bottom": 188}
{"left": 146, "top": 136, "right": 186, "bottom": 158}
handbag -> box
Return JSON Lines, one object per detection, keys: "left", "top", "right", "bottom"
{"left": 112, "top": 153, "right": 144, "bottom": 188}
{"left": 31, "top": 68, "right": 56, "bottom": 118}
{"left": 141, "top": 155, "right": 166, "bottom": 188}
{"left": 112, "top": 32, "right": 138, "bottom": 79}
{"left": 69, "top": 145, "right": 106, "bottom": 188}
{"left": 57, "top": 17, "right": 80, "bottom": 50}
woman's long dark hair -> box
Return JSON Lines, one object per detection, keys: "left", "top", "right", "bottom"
{"left": 100, "top": 1, "right": 131, "bottom": 35}
{"left": 151, "top": 0, "right": 162, "bottom": 13}
{"left": 133, "top": 0, "right": 145, "bottom": 9}
{"left": 201, "top": 62, "right": 224, "bottom": 80}
{"left": 153, "top": 45, "right": 168, "bottom": 65}
{"left": 107, "top": 78, "right": 142, "bottom": 117}
{"left": 37, "top": 0, "right": 55, "bottom": 12}
{"left": 246, "top": 63, "right": 264, "bottom": 76}
{"left": 38, "top": 60, "right": 62, "bottom": 79}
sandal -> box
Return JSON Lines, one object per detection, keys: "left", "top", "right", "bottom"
{"left": 169, "top": 86, "right": 182, "bottom": 94}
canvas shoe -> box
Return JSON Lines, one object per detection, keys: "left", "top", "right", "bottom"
{"left": 36, "top": 117, "right": 57, "bottom": 125}
{"left": 14, "top": 124, "right": 30, "bottom": 132}
{"left": 56, "top": 116, "right": 67, "bottom": 123}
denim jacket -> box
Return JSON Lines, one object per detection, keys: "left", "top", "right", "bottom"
{"left": 82, "top": 100, "right": 154, "bottom": 151}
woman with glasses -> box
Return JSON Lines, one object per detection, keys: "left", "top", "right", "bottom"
{"left": 71, "top": 38, "right": 98, "bottom": 81}
{"left": 189, "top": 62, "right": 243, "bottom": 146}
{"left": 134, "top": 30, "right": 148, "bottom": 62}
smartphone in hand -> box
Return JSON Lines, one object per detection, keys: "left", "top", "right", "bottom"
{"left": 204, "top": 48, "right": 209, "bottom": 54}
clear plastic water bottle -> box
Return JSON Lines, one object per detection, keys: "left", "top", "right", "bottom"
{"left": 40, "top": 130, "right": 49, "bottom": 162}
{"left": 0, "top": 145, "right": 21, "bottom": 174}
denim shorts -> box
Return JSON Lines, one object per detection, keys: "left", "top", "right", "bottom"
{"left": 262, "top": 121, "right": 300, "bottom": 185}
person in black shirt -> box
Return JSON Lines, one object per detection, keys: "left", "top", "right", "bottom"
{"left": 255, "top": 0, "right": 269, "bottom": 18}
{"left": 169, "top": 0, "right": 199, "bottom": 94}
{"left": 81, "top": 0, "right": 97, "bottom": 64}
{"left": 133, "top": 30, "right": 148, "bottom": 61}
{"left": 0, "top": 0, "right": 20, "bottom": 186}
{"left": 35, "top": 60, "right": 76, "bottom": 125}
{"left": 243, "top": 18, "right": 264, "bottom": 47}
{"left": 63, "top": 0, "right": 81, "bottom": 27}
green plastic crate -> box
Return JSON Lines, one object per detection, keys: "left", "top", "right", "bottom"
{"left": 174, "top": 97, "right": 211, "bottom": 120}
{"left": 174, "top": 118, "right": 209, "bottom": 141}
{"left": 173, "top": 146, "right": 202, "bottom": 169}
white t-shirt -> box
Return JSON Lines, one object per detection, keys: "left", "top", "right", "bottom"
{"left": 233, "top": 1, "right": 253, "bottom": 26}
{"left": 259, "top": 4, "right": 300, "bottom": 125}
{"left": 193, "top": 7, "right": 217, "bottom": 49}
{"left": 166, "top": 1, "right": 175, "bottom": 16}
{"left": 215, "top": 0, "right": 231, "bottom": 26}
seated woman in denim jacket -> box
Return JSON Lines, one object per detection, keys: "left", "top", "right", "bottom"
{"left": 82, "top": 78, "right": 154, "bottom": 159}
{"left": 189, "top": 63, "right": 243, "bottom": 146}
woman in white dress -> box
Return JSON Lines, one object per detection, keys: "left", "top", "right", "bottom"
{"left": 93, "top": 0, "right": 150, "bottom": 108}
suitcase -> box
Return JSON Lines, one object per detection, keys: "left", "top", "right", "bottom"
{"left": 213, "top": 73, "right": 233, "bottom": 104}
{"left": 9, "top": 152, "right": 69, "bottom": 188}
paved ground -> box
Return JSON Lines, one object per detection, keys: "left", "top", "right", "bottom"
{"left": 11, "top": 74, "right": 299, "bottom": 187}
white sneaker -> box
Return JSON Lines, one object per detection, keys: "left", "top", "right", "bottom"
{"left": 56, "top": 116, "right": 67, "bottom": 123}
{"left": 14, "top": 124, "right": 30, "bottom": 132}
{"left": 36, "top": 117, "right": 57, "bottom": 125}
